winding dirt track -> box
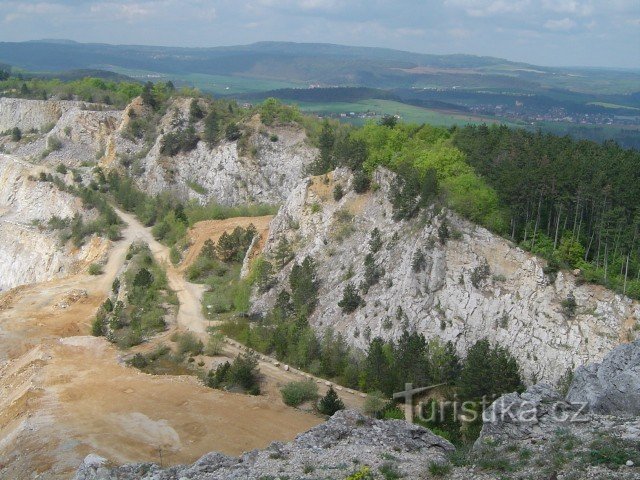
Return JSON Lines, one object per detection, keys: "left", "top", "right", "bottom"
{"left": 0, "top": 206, "right": 362, "bottom": 480}
{"left": 113, "top": 207, "right": 364, "bottom": 408}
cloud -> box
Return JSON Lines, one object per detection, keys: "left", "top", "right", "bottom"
{"left": 445, "top": 0, "right": 530, "bottom": 17}
{"left": 542, "top": 0, "right": 593, "bottom": 16}
{"left": 2, "top": 1, "right": 68, "bottom": 23}
{"left": 544, "top": 18, "right": 576, "bottom": 31}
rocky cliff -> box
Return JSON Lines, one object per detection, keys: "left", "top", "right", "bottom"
{"left": 0, "top": 153, "right": 104, "bottom": 290}
{"left": 1, "top": 97, "right": 316, "bottom": 205}
{"left": 132, "top": 98, "right": 317, "bottom": 205}
{"left": 252, "top": 168, "right": 640, "bottom": 385}
{"left": 0, "top": 97, "right": 316, "bottom": 289}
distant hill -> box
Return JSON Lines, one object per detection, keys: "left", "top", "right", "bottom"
{"left": 0, "top": 40, "right": 638, "bottom": 95}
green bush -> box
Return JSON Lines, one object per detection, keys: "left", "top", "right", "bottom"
{"left": 280, "top": 379, "right": 319, "bottom": 407}
{"left": 88, "top": 263, "right": 103, "bottom": 275}
{"left": 175, "top": 332, "right": 204, "bottom": 356}
{"left": 204, "top": 333, "right": 225, "bottom": 356}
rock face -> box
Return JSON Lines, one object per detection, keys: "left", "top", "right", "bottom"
{"left": 0, "top": 97, "right": 84, "bottom": 132}
{"left": 470, "top": 383, "right": 640, "bottom": 479}
{"left": 74, "top": 410, "right": 454, "bottom": 480}
{"left": 0, "top": 97, "right": 315, "bottom": 290}
{"left": 0, "top": 153, "right": 102, "bottom": 290}
{"left": 134, "top": 99, "right": 317, "bottom": 206}
{"left": 566, "top": 338, "right": 640, "bottom": 416}
{"left": 252, "top": 168, "right": 640, "bottom": 385}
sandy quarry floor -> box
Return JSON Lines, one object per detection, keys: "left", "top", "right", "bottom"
{"left": 0, "top": 208, "right": 362, "bottom": 480}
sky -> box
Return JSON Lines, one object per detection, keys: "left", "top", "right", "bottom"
{"left": 0, "top": 0, "right": 639, "bottom": 68}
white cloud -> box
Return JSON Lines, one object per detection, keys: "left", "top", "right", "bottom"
{"left": 544, "top": 18, "right": 576, "bottom": 31}
{"left": 542, "top": 0, "right": 593, "bottom": 16}
{"left": 445, "top": 0, "right": 530, "bottom": 17}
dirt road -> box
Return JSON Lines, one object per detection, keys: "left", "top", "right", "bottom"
{"left": 113, "top": 207, "right": 365, "bottom": 408}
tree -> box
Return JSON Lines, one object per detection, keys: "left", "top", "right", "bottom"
{"left": 140, "top": 81, "right": 156, "bottom": 109}
{"left": 369, "top": 228, "right": 383, "bottom": 253}
{"left": 379, "top": 115, "right": 397, "bottom": 128}
{"left": 254, "top": 258, "right": 274, "bottom": 293}
{"left": 290, "top": 257, "right": 319, "bottom": 317}
{"left": 202, "top": 111, "right": 219, "bottom": 146}
{"left": 457, "top": 339, "right": 523, "bottom": 400}
{"left": 318, "top": 386, "right": 345, "bottom": 415}
{"left": 363, "top": 253, "right": 383, "bottom": 287}
{"left": 393, "top": 330, "right": 430, "bottom": 389}
{"left": 189, "top": 99, "right": 204, "bottom": 123}
{"left": 133, "top": 267, "right": 153, "bottom": 287}
{"left": 273, "top": 237, "right": 293, "bottom": 269}
{"left": 225, "top": 123, "right": 242, "bottom": 141}
{"left": 201, "top": 239, "right": 217, "bottom": 259}
{"left": 338, "top": 283, "right": 363, "bottom": 313}
{"left": 11, "top": 127, "right": 21, "bottom": 142}
{"left": 228, "top": 353, "right": 261, "bottom": 394}
{"left": 352, "top": 170, "right": 370, "bottom": 194}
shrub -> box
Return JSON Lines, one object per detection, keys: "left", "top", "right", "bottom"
{"left": 88, "top": 263, "right": 102, "bottom": 275}
{"left": 204, "top": 333, "right": 225, "bottom": 356}
{"left": 352, "top": 170, "right": 370, "bottom": 194}
{"left": 561, "top": 292, "right": 577, "bottom": 317}
{"left": 47, "top": 135, "right": 63, "bottom": 151}
{"left": 318, "top": 386, "right": 345, "bottom": 415}
{"left": 169, "top": 246, "right": 181, "bottom": 265}
{"left": 91, "top": 317, "right": 104, "bottom": 336}
{"left": 338, "top": 283, "right": 364, "bottom": 313}
{"left": 11, "top": 127, "right": 21, "bottom": 142}
{"left": 280, "top": 379, "right": 319, "bottom": 407}
{"left": 333, "top": 184, "right": 344, "bottom": 201}
{"left": 428, "top": 461, "right": 452, "bottom": 477}
{"left": 176, "top": 332, "right": 204, "bottom": 356}
{"left": 363, "top": 391, "right": 387, "bottom": 418}
{"left": 56, "top": 164, "right": 68, "bottom": 175}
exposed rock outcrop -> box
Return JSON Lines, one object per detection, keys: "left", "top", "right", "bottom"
{"left": 74, "top": 410, "right": 454, "bottom": 480}
{"left": 566, "top": 338, "right": 640, "bottom": 416}
{"left": 134, "top": 100, "right": 316, "bottom": 205}
{"left": 252, "top": 168, "right": 640, "bottom": 384}
{"left": 469, "top": 383, "right": 640, "bottom": 479}
{"left": 0, "top": 153, "right": 105, "bottom": 290}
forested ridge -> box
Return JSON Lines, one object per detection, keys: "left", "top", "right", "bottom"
{"left": 453, "top": 125, "right": 640, "bottom": 298}
{"left": 311, "top": 115, "right": 640, "bottom": 300}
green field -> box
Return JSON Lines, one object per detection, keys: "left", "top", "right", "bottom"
{"left": 289, "top": 99, "right": 522, "bottom": 127}
{"left": 105, "top": 66, "right": 302, "bottom": 95}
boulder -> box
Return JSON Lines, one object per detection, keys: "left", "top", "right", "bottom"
{"left": 566, "top": 339, "right": 640, "bottom": 416}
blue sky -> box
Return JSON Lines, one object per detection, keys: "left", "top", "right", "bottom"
{"left": 0, "top": 0, "right": 639, "bottom": 68}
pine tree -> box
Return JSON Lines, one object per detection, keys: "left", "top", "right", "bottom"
{"left": 318, "top": 386, "right": 345, "bottom": 416}
{"left": 369, "top": 228, "right": 383, "bottom": 253}
{"left": 133, "top": 267, "right": 153, "bottom": 287}
{"left": 338, "top": 283, "right": 363, "bottom": 313}
{"left": 273, "top": 237, "right": 293, "bottom": 269}
{"left": 290, "top": 257, "right": 319, "bottom": 317}
{"left": 201, "top": 239, "right": 217, "bottom": 259}
{"left": 203, "top": 111, "right": 219, "bottom": 146}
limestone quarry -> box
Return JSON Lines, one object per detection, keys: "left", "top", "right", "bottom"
{"left": 0, "top": 96, "right": 638, "bottom": 480}
{"left": 252, "top": 168, "right": 640, "bottom": 385}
